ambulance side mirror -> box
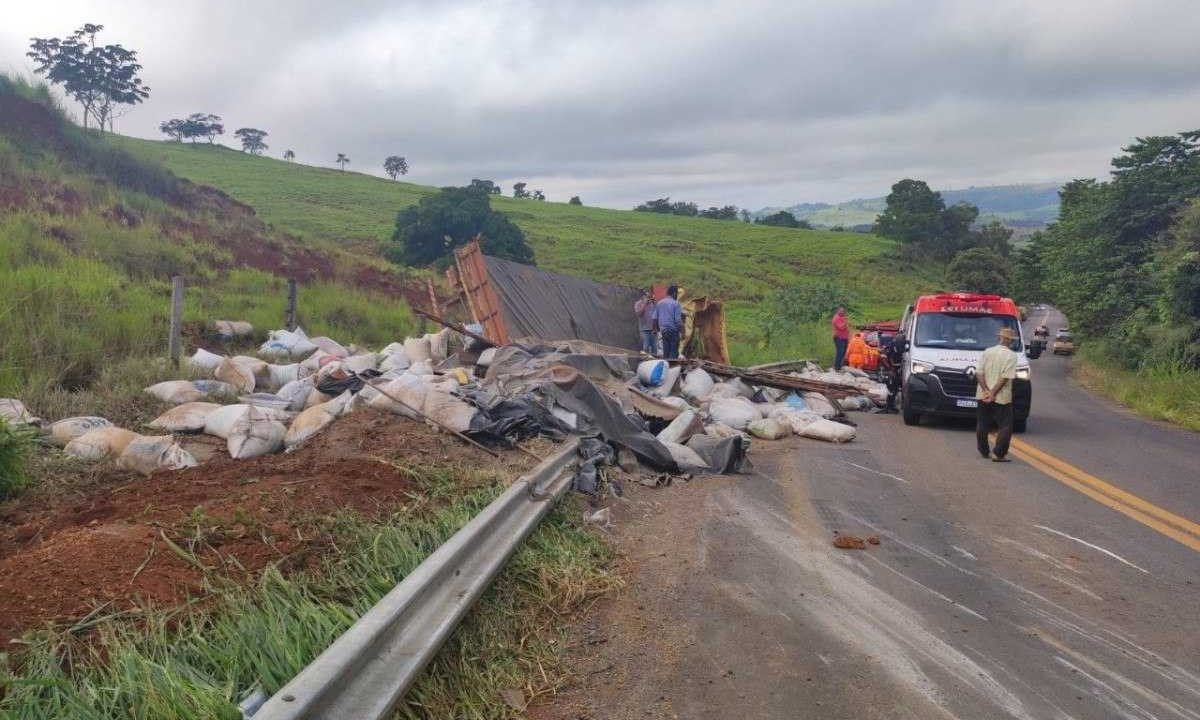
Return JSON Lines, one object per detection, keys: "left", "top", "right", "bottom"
{"left": 894, "top": 332, "right": 909, "bottom": 352}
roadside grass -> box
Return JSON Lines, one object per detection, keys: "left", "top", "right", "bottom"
{"left": 1073, "top": 347, "right": 1200, "bottom": 432}
{"left": 0, "top": 464, "right": 618, "bottom": 719}
{"left": 0, "top": 419, "right": 33, "bottom": 499}
{"left": 113, "top": 137, "right": 935, "bottom": 363}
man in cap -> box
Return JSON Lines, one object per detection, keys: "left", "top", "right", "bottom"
{"left": 976, "top": 326, "right": 1019, "bottom": 462}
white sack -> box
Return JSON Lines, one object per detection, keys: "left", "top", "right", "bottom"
{"left": 284, "top": 391, "right": 353, "bottom": 449}
{"left": 227, "top": 406, "right": 286, "bottom": 459}
{"left": 367, "top": 376, "right": 427, "bottom": 418}
{"left": 145, "top": 381, "right": 206, "bottom": 405}
{"left": 408, "top": 359, "right": 433, "bottom": 376}
{"left": 304, "top": 390, "right": 334, "bottom": 409}
{"left": 380, "top": 341, "right": 406, "bottom": 357}
{"left": 191, "top": 380, "right": 237, "bottom": 398}
{"left": 48, "top": 417, "right": 111, "bottom": 447}
{"left": 342, "top": 353, "right": 379, "bottom": 374}
{"left": 704, "top": 423, "right": 745, "bottom": 440}
{"left": 663, "top": 441, "right": 708, "bottom": 470}
{"left": 265, "top": 363, "right": 301, "bottom": 390}
{"left": 239, "top": 393, "right": 292, "bottom": 411}
{"left": 277, "top": 379, "right": 316, "bottom": 411}
{"left": 64, "top": 427, "right": 140, "bottom": 461}
{"left": 801, "top": 392, "right": 838, "bottom": 419}
{"left": 421, "top": 390, "right": 477, "bottom": 432}
{"left": 403, "top": 337, "right": 432, "bottom": 364}
{"left": 148, "top": 402, "right": 222, "bottom": 432}
{"left": 118, "top": 435, "right": 197, "bottom": 476}
{"left": 187, "top": 348, "right": 223, "bottom": 373}
{"left": 798, "top": 417, "right": 856, "bottom": 443}
{"left": 300, "top": 349, "right": 334, "bottom": 373}
{"left": 837, "top": 395, "right": 875, "bottom": 412}
{"left": 204, "top": 404, "right": 249, "bottom": 439}
{"left": 425, "top": 329, "right": 450, "bottom": 363}
{"left": 259, "top": 328, "right": 318, "bottom": 360}
{"left": 747, "top": 418, "right": 792, "bottom": 440}
{"left": 656, "top": 409, "right": 704, "bottom": 445}
{"left": 379, "top": 351, "right": 410, "bottom": 373}
{"left": 476, "top": 347, "right": 498, "bottom": 369}
{"left": 215, "top": 358, "right": 255, "bottom": 394}
{"left": 214, "top": 320, "right": 254, "bottom": 337}
{"left": 708, "top": 397, "right": 762, "bottom": 430}
{"left": 681, "top": 369, "right": 715, "bottom": 402}
{"left": 310, "top": 336, "right": 349, "bottom": 358}
{"left": 0, "top": 399, "right": 39, "bottom": 426}
{"left": 705, "top": 383, "right": 744, "bottom": 400}
{"left": 637, "top": 359, "right": 668, "bottom": 387}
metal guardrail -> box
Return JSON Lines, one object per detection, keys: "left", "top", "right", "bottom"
{"left": 251, "top": 437, "right": 581, "bottom": 720}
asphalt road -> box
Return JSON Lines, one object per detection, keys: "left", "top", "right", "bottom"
{"left": 543, "top": 307, "right": 1200, "bottom": 720}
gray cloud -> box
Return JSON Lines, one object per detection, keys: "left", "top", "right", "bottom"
{"left": 3, "top": 0, "right": 1199, "bottom": 209}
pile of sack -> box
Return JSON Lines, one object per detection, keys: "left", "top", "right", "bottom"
{"left": 634, "top": 360, "right": 878, "bottom": 450}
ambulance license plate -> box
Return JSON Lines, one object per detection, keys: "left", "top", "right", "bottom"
{"left": 956, "top": 399, "right": 978, "bottom": 408}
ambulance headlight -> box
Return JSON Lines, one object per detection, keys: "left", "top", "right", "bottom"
{"left": 911, "top": 361, "right": 934, "bottom": 374}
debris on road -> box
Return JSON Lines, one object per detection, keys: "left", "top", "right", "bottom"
{"left": 832, "top": 534, "right": 868, "bottom": 549}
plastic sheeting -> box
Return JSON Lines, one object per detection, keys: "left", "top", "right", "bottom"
{"left": 478, "top": 255, "right": 644, "bottom": 350}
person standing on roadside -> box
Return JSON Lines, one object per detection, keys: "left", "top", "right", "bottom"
{"left": 831, "top": 307, "right": 850, "bottom": 371}
{"left": 634, "top": 289, "right": 658, "bottom": 355}
{"left": 976, "top": 326, "right": 1019, "bottom": 462}
{"left": 656, "top": 285, "right": 684, "bottom": 359}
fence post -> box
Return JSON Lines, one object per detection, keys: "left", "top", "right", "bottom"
{"left": 285, "top": 279, "right": 297, "bottom": 331}
{"left": 168, "top": 275, "right": 184, "bottom": 366}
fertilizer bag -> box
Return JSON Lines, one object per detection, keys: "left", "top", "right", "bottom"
{"left": 48, "top": 417, "right": 112, "bottom": 447}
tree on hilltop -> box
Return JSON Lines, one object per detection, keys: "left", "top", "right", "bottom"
{"left": 569, "top": 195, "right": 582, "bottom": 205}
{"left": 948, "top": 247, "right": 1011, "bottom": 295}
{"left": 179, "top": 113, "right": 222, "bottom": 143}
{"left": 283, "top": 149, "right": 295, "bottom": 161}
{"left": 159, "top": 118, "right": 186, "bottom": 142}
{"left": 234, "top": 128, "right": 268, "bottom": 155}
{"left": 28, "top": 23, "right": 150, "bottom": 133}
{"left": 387, "top": 185, "right": 536, "bottom": 267}
{"left": 336, "top": 153, "right": 350, "bottom": 171}
{"left": 740, "top": 209, "right": 751, "bottom": 223}
{"left": 699, "top": 205, "right": 739, "bottom": 220}
{"left": 384, "top": 155, "right": 409, "bottom": 179}
{"left": 513, "top": 182, "right": 530, "bottom": 199}
{"left": 470, "top": 179, "right": 501, "bottom": 194}
{"left": 532, "top": 189, "right": 545, "bottom": 201}
{"left": 757, "top": 210, "right": 804, "bottom": 228}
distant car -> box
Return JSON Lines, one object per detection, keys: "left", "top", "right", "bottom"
{"left": 1052, "top": 332, "right": 1075, "bottom": 355}
{"left": 1055, "top": 328, "right": 1070, "bottom": 340}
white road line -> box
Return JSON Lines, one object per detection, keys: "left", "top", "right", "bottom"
{"left": 951, "top": 545, "right": 977, "bottom": 561}
{"left": 864, "top": 554, "right": 989, "bottom": 622}
{"left": 1033, "top": 525, "right": 1149, "bottom": 574}
{"left": 841, "top": 460, "right": 911, "bottom": 484}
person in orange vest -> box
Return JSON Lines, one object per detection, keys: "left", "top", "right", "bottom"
{"left": 845, "top": 332, "right": 868, "bottom": 369}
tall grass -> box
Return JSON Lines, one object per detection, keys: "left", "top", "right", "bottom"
{"left": 1074, "top": 346, "right": 1200, "bottom": 431}
{"left": 0, "top": 466, "right": 617, "bottom": 719}
{"left": 0, "top": 419, "right": 32, "bottom": 499}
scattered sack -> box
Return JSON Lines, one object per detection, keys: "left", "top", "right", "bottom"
{"left": 656, "top": 409, "right": 704, "bottom": 445}
{"left": 838, "top": 395, "right": 875, "bottom": 412}
{"left": 747, "top": 418, "right": 792, "bottom": 440}
{"left": 227, "top": 406, "right": 286, "bottom": 459}
{"left": 47, "top": 417, "right": 112, "bottom": 447}
{"left": 204, "top": 404, "right": 250, "bottom": 439}
{"left": 191, "top": 379, "right": 237, "bottom": 398}
{"left": 259, "top": 328, "right": 318, "bottom": 360}
{"left": 637, "top": 359, "right": 668, "bottom": 387}
{"left": 187, "top": 348, "right": 224, "bottom": 373}
{"left": 708, "top": 397, "right": 762, "bottom": 430}
{"left": 284, "top": 391, "right": 353, "bottom": 449}
{"left": 118, "top": 435, "right": 197, "bottom": 476}
{"left": 144, "top": 381, "right": 206, "bottom": 405}
{"left": 408, "top": 359, "right": 434, "bottom": 376}
{"left": 148, "top": 402, "right": 222, "bottom": 432}
{"left": 342, "top": 353, "right": 379, "bottom": 374}
{"left": 421, "top": 390, "right": 477, "bottom": 432}
{"left": 213, "top": 320, "right": 254, "bottom": 338}
{"left": 833, "top": 534, "right": 867, "bottom": 549}
{"left": 304, "top": 389, "right": 334, "bottom": 409}
{"left": 801, "top": 392, "right": 838, "bottom": 419}
{"left": 704, "top": 422, "right": 744, "bottom": 439}
{"left": 239, "top": 393, "right": 293, "bottom": 411}
{"left": 310, "top": 336, "right": 349, "bottom": 358}
{"left": 476, "top": 347, "right": 498, "bottom": 369}
{"left": 215, "top": 357, "right": 256, "bottom": 394}
{"left": 299, "top": 349, "right": 334, "bottom": 373}
{"left": 645, "top": 366, "right": 681, "bottom": 398}
{"left": 662, "top": 441, "right": 707, "bottom": 470}
{"left": 681, "top": 368, "right": 715, "bottom": 402}
{"left": 277, "top": 379, "right": 316, "bottom": 411}
{"left": 64, "top": 427, "right": 140, "bottom": 461}
{"left": 425, "top": 329, "right": 450, "bottom": 363}
{"left": 404, "top": 336, "right": 433, "bottom": 364}
{"left": 264, "top": 363, "right": 301, "bottom": 390}
{"left": 366, "top": 376, "right": 428, "bottom": 418}
{"left": 0, "top": 399, "right": 39, "bottom": 426}
{"left": 798, "top": 418, "right": 856, "bottom": 443}
{"left": 380, "top": 341, "right": 406, "bottom": 357}
{"left": 379, "top": 351, "right": 411, "bottom": 373}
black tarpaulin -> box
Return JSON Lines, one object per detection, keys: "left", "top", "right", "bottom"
{"left": 482, "top": 255, "right": 644, "bottom": 350}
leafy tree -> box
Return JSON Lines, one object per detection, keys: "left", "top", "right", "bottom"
{"left": 234, "top": 127, "right": 268, "bottom": 155}
{"left": 874, "top": 179, "right": 945, "bottom": 249}
{"left": 671, "top": 201, "right": 698, "bottom": 217}
{"left": 569, "top": 195, "right": 582, "bottom": 205}
{"left": 283, "top": 149, "right": 295, "bottom": 161}
{"left": 532, "top": 189, "right": 545, "bottom": 201}
{"left": 387, "top": 185, "right": 535, "bottom": 267}
{"left": 740, "top": 209, "right": 751, "bottom": 223}
{"left": 176, "top": 113, "right": 222, "bottom": 143}
{"left": 1010, "top": 233, "right": 1046, "bottom": 303}
{"left": 27, "top": 23, "right": 150, "bottom": 132}
{"left": 513, "top": 182, "right": 529, "bottom": 199}
{"left": 939, "top": 202, "right": 980, "bottom": 259}
{"left": 970, "top": 220, "right": 1014, "bottom": 257}
{"left": 336, "top": 153, "right": 350, "bottom": 171}
{"left": 757, "top": 280, "right": 857, "bottom": 346}
{"left": 159, "top": 118, "right": 186, "bottom": 142}
{"left": 469, "top": 179, "right": 499, "bottom": 194}
{"left": 384, "top": 155, "right": 408, "bottom": 179}
{"left": 757, "top": 210, "right": 800, "bottom": 228}
{"left": 699, "top": 205, "right": 739, "bottom": 220}
{"left": 635, "top": 197, "right": 673, "bottom": 213}
{"left": 948, "top": 247, "right": 1010, "bottom": 296}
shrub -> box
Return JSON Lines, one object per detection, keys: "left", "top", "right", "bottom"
{"left": 0, "top": 419, "right": 31, "bottom": 499}
{"left": 386, "top": 186, "right": 535, "bottom": 267}
{"left": 756, "top": 280, "right": 857, "bottom": 346}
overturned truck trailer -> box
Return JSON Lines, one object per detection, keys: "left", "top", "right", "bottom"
{"left": 447, "top": 240, "right": 729, "bottom": 362}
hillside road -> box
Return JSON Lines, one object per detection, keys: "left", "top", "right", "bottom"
{"left": 539, "top": 307, "right": 1200, "bottom": 720}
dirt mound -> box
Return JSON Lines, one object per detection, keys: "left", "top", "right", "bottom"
{"left": 0, "top": 408, "right": 530, "bottom": 643}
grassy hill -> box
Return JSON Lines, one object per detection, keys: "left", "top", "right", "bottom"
{"left": 0, "top": 77, "right": 415, "bottom": 400}
{"left": 761, "top": 183, "right": 1062, "bottom": 231}
{"left": 117, "top": 137, "right": 937, "bottom": 363}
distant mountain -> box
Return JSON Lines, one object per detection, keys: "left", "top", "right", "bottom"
{"left": 759, "top": 183, "right": 1062, "bottom": 232}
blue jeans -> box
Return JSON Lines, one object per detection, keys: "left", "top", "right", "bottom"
{"left": 833, "top": 337, "right": 848, "bottom": 370}
{"left": 640, "top": 329, "right": 658, "bottom": 355}
{"left": 661, "top": 329, "right": 681, "bottom": 359}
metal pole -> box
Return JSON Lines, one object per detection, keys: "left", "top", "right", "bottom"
{"left": 285, "top": 279, "right": 297, "bottom": 331}
{"left": 168, "top": 276, "right": 184, "bottom": 367}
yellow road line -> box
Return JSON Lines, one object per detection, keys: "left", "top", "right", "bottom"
{"left": 1008, "top": 438, "right": 1200, "bottom": 553}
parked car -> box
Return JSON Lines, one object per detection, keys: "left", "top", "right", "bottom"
{"left": 1052, "top": 332, "right": 1075, "bottom": 355}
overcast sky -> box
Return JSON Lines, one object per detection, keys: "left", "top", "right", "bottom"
{"left": 3, "top": 1, "right": 1198, "bottom": 209}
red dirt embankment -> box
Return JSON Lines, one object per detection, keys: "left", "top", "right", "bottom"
{"left": 0, "top": 409, "right": 529, "bottom": 644}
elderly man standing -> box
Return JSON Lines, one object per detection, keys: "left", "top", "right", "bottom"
{"left": 634, "top": 289, "right": 658, "bottom": 355}
{"left": 656, "top": 285, "right": 684, "bottom": 359}
{"left": 976, "top": 326, "right": 1019, "bottom": 462}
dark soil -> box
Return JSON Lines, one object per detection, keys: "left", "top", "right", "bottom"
{"left": 0, "top": 408, "right": 532, "bottom": 644}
